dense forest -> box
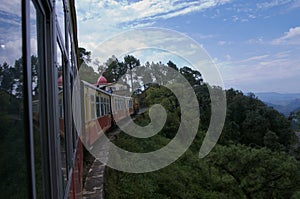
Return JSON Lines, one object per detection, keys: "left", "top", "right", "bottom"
{"left": 0, "top": 56, "right": 43, "bottom": 198}
{"left": 75, "top": 48, "right": 300, "bottom": 198}
{"left": 104, "top": 88, "right": 300, "bottom": 198}
{"left": 0, "top": 58, "right": 29, "bottom": 197}
{"left": 78, "top": 50, "right": 300, "bottom": 198}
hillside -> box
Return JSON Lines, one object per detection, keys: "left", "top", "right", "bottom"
{"left": 255, "top": 92, "right": 300, "bottom": 116}
{"left": 104, "top": 87, "right": 300, "bottom": 199}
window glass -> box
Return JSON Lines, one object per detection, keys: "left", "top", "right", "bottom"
{"left": 85, "top": 91, "right": 89, "bottom": 121}
{"left": 90, "top": 94, "right": 95, "bottom": 119}
{"left": 56, "top": 0, "right": 65, "bottom": 43}
{"left": 69, "top": 74, "right": 75, "bottom": 152}
{"left": 30, "top": 1, "right": 43, "bottom": 198}
{"left": 96, "top": 95, "right": 100, "bottom": 117}
{"left": 104, "top": 98, "right": 107, "bottom": 115}
{"left": 57, "top": 43, "right": 67, "bottom": 190}
{"left": 101, "top": 97, "right": 104, "bottom": 116}
{"left": 108, "top": 98, "right": 110, "bottom": 113}
{"left": 0, "top": 1, "right": 28, "bottom": 197}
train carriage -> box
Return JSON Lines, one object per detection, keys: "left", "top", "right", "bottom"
{"left": 111, "top": 94, "right": 133, "bottom": 122}
{"left": 81, "top": 80, "right": 112, "bottom": 147}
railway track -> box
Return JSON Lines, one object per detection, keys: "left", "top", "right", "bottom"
{"left": 83, "top": 108, "right": 147, "bottom": 198}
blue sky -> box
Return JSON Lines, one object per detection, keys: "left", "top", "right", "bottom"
{"left": 76, "top": 0, "right": 300, "bottom": 93}
{"left": 0, "top": 1, "right": 299, "bottom": 93}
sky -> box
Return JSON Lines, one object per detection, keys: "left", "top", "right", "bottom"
{"left": 0, "top": 1, "right": 299, "bottom": 94}
{"left": 75, "top": 0, "right": 300, "bottom": 93}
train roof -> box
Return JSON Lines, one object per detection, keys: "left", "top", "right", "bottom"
{"left": 81, "top": 80, "right": 132, "bottom": 99}
{"left": 81, "top": 80, "right": 111, "bottom": 95}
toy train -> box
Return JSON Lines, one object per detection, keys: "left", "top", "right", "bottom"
{"left": 79, "top": 80, "right": 137, "bottom": 147}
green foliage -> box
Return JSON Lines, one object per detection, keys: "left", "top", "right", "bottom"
{"left": 78, "top": 47, "right": 91, "bottom": 67}
{"left": 207, "top": 144, "right": 300, "bottom": 199}
{"left": 0, "top": 92, "right": 27, "bottom": 198}
{"left": 167, "top": 60, "right": 178, "bottom": 71}
{"left": 179, "top": 66, "right": 203, "bottom": 86}
{"left": 0, "top": 62, "right": 15, "bottom": 94}
{"left": 78, "top": 64, "right": 99, "bottom": 83}
{"left": 103, "top": 56, "right": 127, "bottom": 83}
{"left": 220, "top": 89, "right": 295, "bottom": 151}
{"left": 143, "top": 86, "right": 180, "bottom": 138}
{"left": 104, "top": 81, "right": 300, "bottom": 198}
{"left": 124, "top": 55, "right": 140, "bottom": 71}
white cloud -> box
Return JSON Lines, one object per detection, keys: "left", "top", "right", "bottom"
{"left": 218, "top": 51, "right": 300, "bottom": 92}
{"left": 77, "top": 0, "right": 232, "bottom": 26}
{"left": 246, "top": 37, "right": 264, "bottom": 45}
{"left": 76, "top": 0, "right": 233, "bottom": 50}
{"left": 217, "top": 40, "right": 227, "bottom": 46}
{"left": 225, "top": 54, "right": 231, "bottom": 61}
{"left": 0, "top": 37, "right": 22, "bottom": 66}
{"left": 256, "top": 0, "right": 294, "bottom": 9}
{"left": 272, "top": 26, "right": 300, "bottom": 45}
{"left": 238, "top": 54, "right": 269, "bottom": 63}
{"left": 290, "top": 0, "right": 300, "bottom": 8}
{"left": 0, "top": 0, "right": 21, "bottom": 16}
{"left": 194, "top": 33, "right": 215, "bottom": 40}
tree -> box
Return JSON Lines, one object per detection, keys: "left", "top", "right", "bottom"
{"left": 0, "top": 62, "right": 15, "bottom": 95}
{"left": 78, "top": 65, "right": 99, "bottom": 83}
{"left": 124, "top": 55, "right": 140, "bottom": 91}
{"left": 221, "top": 88, "right": 295, "bottom": 151}
{"left": 241, "top": 111, "right": 269, "bottom": 146}
{"left": 103, "top": 56, "right": 127, "bottom": 83}
{"left": 167, "top": 60, "right": 178, "bottom": 71}
{"left": 179, "top": 66, "right": 203, "bottom": 86}
{"left": 207, "top": 144, "right": 300, "bottom": 199}
{"left": 78, "top": 47, "right": 91, "bottom": 67}
{"left": 93, "top": 58, "right": 105, "bottom": 74}
{"left": 264, "top": 130, "right": 284, "bottom": 151}
{"left": 31, "top": 55, "right": 39, "bottom": 97}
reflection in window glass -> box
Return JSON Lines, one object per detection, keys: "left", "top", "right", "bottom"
{"left": 91, "top": 95, "right": 95, "bottom": 119}
{"left": 56, "top": 0, "right": 65, "bottom": 43}
{"left": 0, "top": 1, "right": 28, "bottom": 198}
{"left": 101, "top": 97, "right": 105, "bottom": 115}
{"left": 57, "top": 43, "right": 67, "bottom": 190}
{"left": 30, "top": 1, "right": 43, "bottom": 198}
{"left": 96, "top": 95, "right": 100, "bottom": 117}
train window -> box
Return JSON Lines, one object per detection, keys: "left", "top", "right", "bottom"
{"left": 106, "top": 98, "right": 109, "bottom": 114}
{"left": 85, "top": 91, "right": 90, "bottom": 121}
{"left": 0, "top": 1, "right": 29, "bottom": 197}
{"left": 108, "top": 97, "right": 111, "bottom": 113}
{"left": 90, "top": 94, "right": 95, "bottom": 119}
{"left": 59, "top": 97, "right": 64, "bottom": 118}
{"left": 69, "top": 31, "right": 77, "bottom": 72}
{"left": 115, "top": 98, "right": 119, "bottom": 111}
{"left": 104, "top": 98, "right": 107, "bottom": 115}
{"left": 69, "top": 74, "right": 75, "bottom": 153}
{"left": 30, "top": 1, "right": 45, "bottom": 197}
{"left": 56, "top": 0, "right": 65, "bottom": 43}
{"left": 57, "top": 42, "right": 68, "bottom": 190}
{"left": 101, "top": 97, "right": 104, "bottom": 116}
{"left": 96, "top": 95, "right": 100, "bottom": 117}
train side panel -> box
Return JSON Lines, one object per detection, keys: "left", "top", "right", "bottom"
{"left": 82, "top": 81, "right": 112, "bottom": 146}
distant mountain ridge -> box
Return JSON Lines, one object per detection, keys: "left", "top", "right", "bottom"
{"left": 255, "top": 92, "right": 300, "bottom": 116}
